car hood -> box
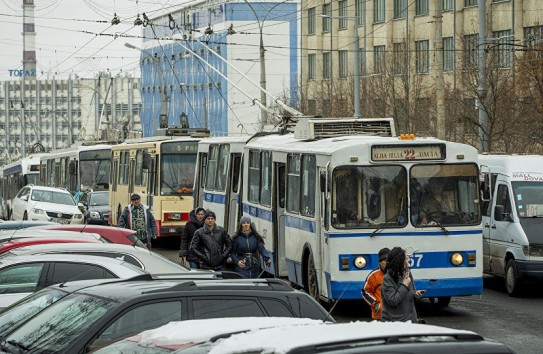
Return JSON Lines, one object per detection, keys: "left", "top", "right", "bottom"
{"left": 88, "top": 205, "right": 109, "bottom": 213}
{"left": 34, "top": 202, "right": 81, "bottom": 214}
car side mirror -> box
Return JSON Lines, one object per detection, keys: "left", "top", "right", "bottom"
{"left": 20, "top": 195, "right": 28, "bottom": 201}
{"left": 78, "top": 202, "right": 86, "bottom": 211}
{"left": 494, "top": 204, "right": 512, "bottom": 222}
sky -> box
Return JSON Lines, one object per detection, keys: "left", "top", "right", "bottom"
{"left": 0, "top": 0, "right": 183, "bottom": 81}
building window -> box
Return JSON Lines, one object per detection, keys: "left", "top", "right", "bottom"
{"left": 493, "top": 30, "right": 513, "bottom": 68}
{"left": 308, "top": 54, "right": 316, "bottom": 80}
{"left": 308, "top": 7, "right": 316, "bottom": 35}
{"left": 393, "top": 42, "right": 406, "bottom": 75}
{"left": 415, "top": 40, "right": 429, "bottom": 73}
{"left": 374, "top": 45, "right": 385, "bottom": 74}
{"left": 355, "top": 0, "right": 365, "bottom": 26}
{"left": 443, "top": 37, "right": 455, "bottom": 72}
{"left": 374, "top": 0, "right": 385, "bottom": 23}
{"left": 322, "top": 3, "right": 331, "bottom": 33}
{"left": 443, "top": 0, "right": 454, "bottom": 10}
{"left": 464, "top": 0, "right": 478, "bottom": 6}
{"left": 524, "top": 26, "right": 543, "bottom": 59}
{"left": 394, "top": 0, "right": 407, "bottom": 19}
{"left": 338, "top": 0, "right": 348, "bottom": 29}
{"left": 323, "top": 52, "right": 331, "bottom": 79}
{"left": 339, "top": 50, "right": 348, "bottom": 78}
{"left": 416, "top": 0, "right": 429, "bottom": 15}
{"left": 463, "top": 33, "right": 479, "bottom": 69}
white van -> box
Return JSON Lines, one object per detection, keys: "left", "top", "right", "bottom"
{"left": 479, "top": 155, "right": 543, "bottom": 296}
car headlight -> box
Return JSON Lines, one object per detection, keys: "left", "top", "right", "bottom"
{"left": 73, "top": 213, "right": 84, "bottom": 219}
{"left": 31, "top": 208, "right": 46, "bottom": 215}
{"left": 353, "top": 256, "right": 367, "bottom": 269}
{"left": 523, "top": 245, "right": 543, "bottom": 257}
{"left": 450, "top": 252, "right": 464, "bottom": 266}
{"left": 89, "top": 211, "right": 101, "bottom": 219}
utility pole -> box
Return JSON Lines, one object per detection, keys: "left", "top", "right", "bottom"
{"left": 434, "top": 0, "right": 445, "bottom": 139}
{"left": 353, "top": 23, "right": 361, "bottom": 118}
{"left": 478, "top": 0, "right": 489, "bottom": 152}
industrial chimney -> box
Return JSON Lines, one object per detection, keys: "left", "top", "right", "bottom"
{"left": 22, "top": 0, "right": 36, "bottom": 78}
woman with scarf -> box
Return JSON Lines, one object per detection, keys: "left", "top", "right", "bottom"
{"left": 230, "top": 216, "right": 271, "bottom": 278}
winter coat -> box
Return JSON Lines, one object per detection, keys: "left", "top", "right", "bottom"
{"left": 381, "top": 271, "right": 418, "bottom": 322}
{"left": 362, "top": 268, "right": 385, "bottom": 320}
{"left": 230, "top": 232, "right": 270, "bottom": 279}
{"left": 117, "top": 203, "right": 157, "bottom": 242}
{"left": 179, "top": 210, "right": 204, "bottom": 262}
{"left": 189, "top": 224, "right": 232, "bottom": 269}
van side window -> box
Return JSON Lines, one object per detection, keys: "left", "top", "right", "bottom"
{"left": 494, "top": 185, "right": 512, "bottom": 221}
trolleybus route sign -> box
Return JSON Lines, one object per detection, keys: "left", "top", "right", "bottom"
{"left": 371, "top": 144, "right": 445, "bottom": 161}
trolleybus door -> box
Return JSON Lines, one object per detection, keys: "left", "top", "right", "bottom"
{"left": 226, "top": 153, "right": 242, "bottom": 235}
{"left": 273, "top": 163, "right": 287, "bottom": 277}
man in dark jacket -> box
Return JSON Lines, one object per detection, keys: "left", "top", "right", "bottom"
{"left": 179, "top": 207, "right": 205, "bottom": 269}
{"left": 189, "top": 210, "right": 232, "bottom": 270}
{"left": 118, "top": 194, "right": 157, "bottom": 250}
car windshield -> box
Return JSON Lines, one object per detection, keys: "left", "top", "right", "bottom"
{"left": 0, "top": 288, "right": 68, "bottom": 339}
{"left": 512, "top": 182, "right": 543, "bottom": 218}
{"left": 93, "top": 335, "right": 181, "bottom": 353}
{"left": 0, "top": 293, "right": 115, "bottom": 353}
{"left": 30, "top": 190, "right": 75, "bottom": 205}
{"left": 89, "top": 193, "right": 108, "bottom": 206}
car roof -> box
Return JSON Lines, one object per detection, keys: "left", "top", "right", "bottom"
{"left": 27, "top": 224, "right": 136, "bottom": 235}
{"left": 205, "top": 321, "right": 485, "bottom": 354}
{"left": 0, "top": 221, "right": 57, "bottom": 230}
{"left": 0, "top": 254, "right": 147, "bottom": 277}
{"left": 0, "top": 229, "right": 102, "bottom": 241}
{"left": 26, "top": 185, "right": 71, "bottom": 194}
{"left": 112, "top": 317, "right": 324, "bottom": 349}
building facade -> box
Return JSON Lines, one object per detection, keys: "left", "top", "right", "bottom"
{"left": 0, "top": 74, "right": 141, "bottom": 165}
{"left": 301, "top": 0, "right": 543, "bottom": 124}
{"left": 140, "top": 0, "right": 299, "bottom": 137}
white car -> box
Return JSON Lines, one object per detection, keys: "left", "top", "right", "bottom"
{"left": 0, "top": 254, "right": 146, "bottom": 309}
{"left": 11, "top": 185, "right": 84, "bottom": 224}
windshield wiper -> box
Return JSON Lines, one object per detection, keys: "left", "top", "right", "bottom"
{"left": 419, "top": 208, "right": 449, "bottom": 235}
{"left": 370, "top": 213, "right": 405, "bottom": 237}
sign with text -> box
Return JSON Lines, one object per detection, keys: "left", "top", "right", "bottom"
{"left": 371, "top": 144, "right": 445, "bottom": 161}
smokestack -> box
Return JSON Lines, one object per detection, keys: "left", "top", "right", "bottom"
{"left": 22, "top": 0, "right": 36, "bottom": 78}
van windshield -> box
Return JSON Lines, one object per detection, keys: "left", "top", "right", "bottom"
{"left": 512, "top": 182, "right": 543, "bottom": 218}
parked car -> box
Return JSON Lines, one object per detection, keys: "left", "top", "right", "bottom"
{"left": 0, "top": 242, "right": 191, "bottom": 274}
{"left": 26, "top": 224, "right": 145, "bottom": 247}
{"left": 11, "top": 185, "right": 84, "bottom": 224}
{"left": 177, "top": 321, "right": 516, "bottom": 354}
{"left": 77, "top": 190, "right": 109, "bottom": 225}
{"left": 0, "top": 229, "right": 103, "bottom": 244}
{"left": 0, "top": 277, "right": 334, "bottom": 353}
{"left": 0, "top": 220, "right": 56, "bottom": 230}
{"left": 92, "top": 317, "right": 324, "bottom": 353}
{"left": 0, "top": 236, "right": 101, "bottom": 255}
{"left": 0, "top": 254, "right": 147, "bottom": 309}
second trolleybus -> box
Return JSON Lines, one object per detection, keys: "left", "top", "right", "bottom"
{"left": 195, "top": 117, "right": 482, "bottom": 305}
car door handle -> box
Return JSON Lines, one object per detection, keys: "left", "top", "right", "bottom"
{"left": 484, "top": 223, "right": 490, "bottom": 228}
{"left": 491, "top": 224, "right": 497, "bottom": 229}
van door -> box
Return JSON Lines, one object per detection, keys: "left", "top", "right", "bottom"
{"left": 489, "top": 183, "right": 516, "bottom": 276}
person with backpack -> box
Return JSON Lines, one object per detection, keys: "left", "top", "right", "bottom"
{"left": 117, "top": 194, "right": 157, "bottom": 249}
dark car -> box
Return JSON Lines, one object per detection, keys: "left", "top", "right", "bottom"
{"left": 0, "top": 276, "right": 334, "bottom": 354}
{"left": 77, "top": 191, "right": 109, "bottom": 225}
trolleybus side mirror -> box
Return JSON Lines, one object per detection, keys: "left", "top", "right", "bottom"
{"left": 320, "top": 172, "right": 327, "bottom": 193}
{"left": 69, "top": 161, "right": 76, "bottom": 175}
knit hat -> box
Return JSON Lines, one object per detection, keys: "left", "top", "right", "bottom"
{"left": 204, "top": 210, "right": 216, "bottom": 219}
{"left": 378, "top": 247, "right": 390, "bottom": 262}
{"left": 240, "top": 216, "right": 251, "bottom": 224}
{"left": 130, "top": 193, "right": 141, "bottom": 201}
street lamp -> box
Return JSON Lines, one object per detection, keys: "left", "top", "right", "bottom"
{"left": 321, "top": 15, "right": 362, "bottom": 118}
{"left": 125, "top": 42, "right": 169, "bottom": 132}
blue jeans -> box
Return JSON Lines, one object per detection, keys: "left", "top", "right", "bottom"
{"left": 189, "top": 261, "right": 200, "bottom": 270}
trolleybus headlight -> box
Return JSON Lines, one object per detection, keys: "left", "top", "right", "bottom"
{"left": 450, "top": 253, "right": 464, "bottom": 266}
{"left": 354, "top": 256, "right": 367, "bottom": 269}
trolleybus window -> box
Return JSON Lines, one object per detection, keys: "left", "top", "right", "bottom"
{"left": 160, "top": 141, "right": 198, "bottom": 196}
{"left": 301, "top": 155, "right": 316, "bottom": 216}
{"left": 410, "top": 164, "right": 480, "bottom": 226}
{"left": 80, "top": 151, "right": 110, "bottom": 190}
{"left": 286, "top": 155, "right": 301, "bottom": 213}
{"left": 248, "top": 150, "right": 261, "bottom": 203}
{"left": 261, "top": 151, "right": 272, "bottom": 206}
{"left": 332, "top": 165, "right": 407, "bottom": 229}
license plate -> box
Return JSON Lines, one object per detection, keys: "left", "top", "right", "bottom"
{"left": 52, "top": 218, "right": 70, "bottom": 225}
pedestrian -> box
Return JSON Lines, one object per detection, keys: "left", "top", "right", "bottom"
{"left": 230, "top": 216, "right": 272, "bottom": 279}
{"left": 179, "top": 207, "right": 206, "bottom": 269}
{"left": 361, "top": 247, "right": 390, "bottom": 320}
{"left": 117, "top": 194, "right": 157, "bottom": 250}
{"left": 189, "top": 210, "right": 232, "bottom": 270}
{"left": 381, "top": 247, "right": 425, "bottom": 322}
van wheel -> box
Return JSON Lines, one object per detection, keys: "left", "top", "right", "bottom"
{"left": 23, "top": 212, "right": 28, "bottom": 220}
{"left": 436, "top": 296, "right": 451, "bottom": 307}
{"left": 305, "top": 254, "right": 319, "bottom": 301}
{"left": 505, "top": 259, "right": 522, "bottom": 297}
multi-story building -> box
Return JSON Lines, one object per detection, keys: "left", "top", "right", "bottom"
{"left": 0, "top": 74, "right": 141, "bottom": 165}
{"left": 139, "top": 0, "right": 299, "bottom": 137}
{"left": 301, "top": 0, "right": 543, "bottom": 149}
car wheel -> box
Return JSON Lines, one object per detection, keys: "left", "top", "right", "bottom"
{"left": 436, "top": 296, "right": 451, "bottom": 307}
{"left": 505, "top": 259, "right": 522, "bottom": 297}
{"left": 9, "top": 209, "right": 13, "bottom": 220}
{"left": 23, "top": 211, "right": 28, "bottom": 220}
{"left": 305, "top": 254, "right": 319, "bottom": 302}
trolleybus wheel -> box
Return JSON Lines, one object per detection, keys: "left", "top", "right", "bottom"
{"left": 505, "top": 259, "right": 522, "bottom": 297}
{"left": 305, "top": 254, "right": 319, "bottom": 301}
